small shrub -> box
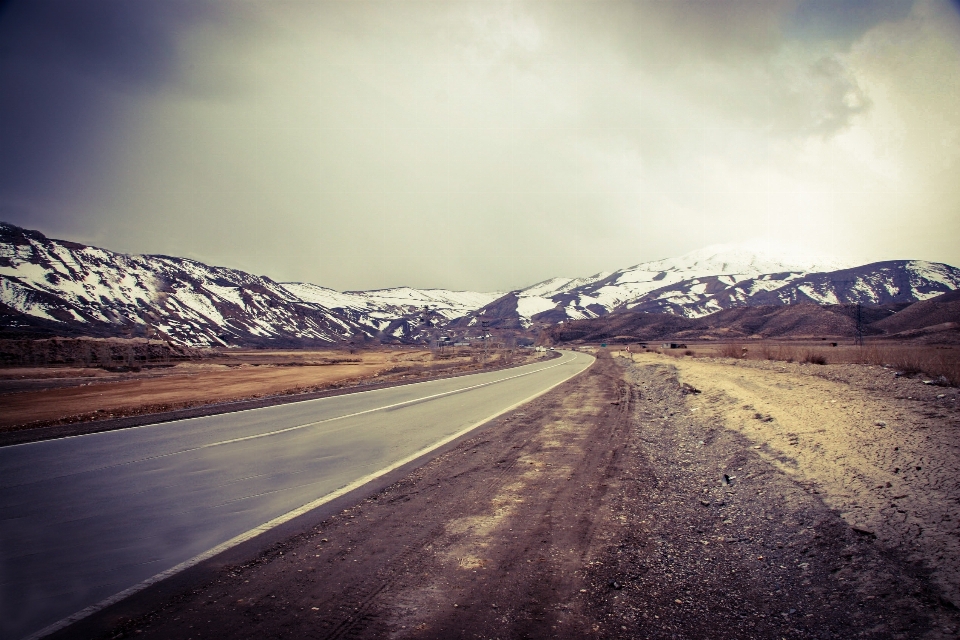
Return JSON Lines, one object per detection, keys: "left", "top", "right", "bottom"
{"left": 684, "top": 350, "right": 694, "bottom": 356}
{"left": 719, "top": 343, "right": 745, "bottom": 359}
{"left": 776, "top": 345, "right": 799, "bottom": 362}
{"left": 802, "top": 350, "right": 828, "bottom": 365}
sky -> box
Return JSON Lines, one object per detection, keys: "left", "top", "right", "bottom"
{"left": 1, "top": 0, "right": 959, "bottom": 292}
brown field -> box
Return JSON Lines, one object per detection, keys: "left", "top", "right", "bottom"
{"left": 0, "top": 347, "right": 533, "bottom": 432}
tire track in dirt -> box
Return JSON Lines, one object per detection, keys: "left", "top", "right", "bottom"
{"left": 318, "top": 420, "right": 541, "bottom": 640}
{"left": 393, "top": 362, "right": 632, "bottom": 639}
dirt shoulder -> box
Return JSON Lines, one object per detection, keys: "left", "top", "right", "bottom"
{"left": 56, "top": 354, "right": 959, "bottom": 640}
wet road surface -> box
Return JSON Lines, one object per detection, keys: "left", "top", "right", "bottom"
{"left": 0, "top": 351, "right": 593, "bottom": 640}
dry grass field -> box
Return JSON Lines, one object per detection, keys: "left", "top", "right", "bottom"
{"left": 0, "top": 346, "right": 533, "bottom": 433}
{"left": 624, "top": 340, "right": 960, "bottom": 387}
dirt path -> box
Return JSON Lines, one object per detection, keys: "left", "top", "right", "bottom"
{"left": 57, "top": 354, "right": 960, "bottom": 639}
{"left": 645, "top": 353, "right": 960, "bottom": 610}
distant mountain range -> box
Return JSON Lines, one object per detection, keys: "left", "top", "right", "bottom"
{"left": 462, "top": 245, "right": 960, "bottom": 331}
{"left": 2, "top": 222, "right": 958, "bottom": 346}
{"left": 0, "top": 223, "right": 499, "bottom": 347}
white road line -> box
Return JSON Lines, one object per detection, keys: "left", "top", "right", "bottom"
{"left": 169, "top": 352, "right": 575, "bottom": 453}
{"left": 4, "top": 353, "right": 575, "bottom": 451}
{"left": 5, "top": 354, "right": 577, "bottom": 488}
{"left": 22, "top": 352, "right": 591, "bottom": 640}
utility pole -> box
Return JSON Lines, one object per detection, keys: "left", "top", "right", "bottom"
{"left": 420, "top": 306, "right": 440, "bottom": 351}
{"left": 480, "top": 320, "right": 490, "bottom": 366}
{"left": 855, "top": 302, "right": 864, "bottom": 348}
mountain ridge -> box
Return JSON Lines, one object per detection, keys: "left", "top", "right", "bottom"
{"left": 473, "top": 254, "right": 960, "bottom": 328}
{"left": 2, "top": 221, "right": 959, "bottom": 346}
{"left": 0, "top": 222, "right": 497, "bottom": 347}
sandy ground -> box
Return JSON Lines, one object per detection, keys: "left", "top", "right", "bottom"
{"left": 59, "top": 353, "right": 960, "bottom": 639}
{"left": 0, "top": 349, "right": 529, "bottom": 432}
{"left": 639, "top": 352, "right": 960, "bottom": 610}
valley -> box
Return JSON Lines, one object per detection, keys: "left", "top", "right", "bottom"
{"left": 3, "top": 221, "right": 960, "bottom": 639}
{"left": 5, "top": 2, "right": 959, "bottom": 638}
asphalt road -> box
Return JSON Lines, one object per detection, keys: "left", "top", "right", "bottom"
{"left": 0, "top": 350, "right": 593, "bottom": 640}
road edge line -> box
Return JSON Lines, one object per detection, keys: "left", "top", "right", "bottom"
{"left": 4, "top": 352, "right": 566, "bottom": 450}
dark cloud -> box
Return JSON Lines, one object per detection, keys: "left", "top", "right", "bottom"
{"left": 0, "top": 0, "right": 222, "bottom": 222}
{"left": 784, "top": 0, "right": 915, "bottom": 42}
{"left": 0, "top": 1, "right": 957, "bottom": 289}
{"left": 0, "top": 0, "right": 216, "bottom": 87}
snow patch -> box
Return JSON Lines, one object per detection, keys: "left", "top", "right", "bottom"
{"left": 517, "top": 296, "right": 557, "bottom": 320}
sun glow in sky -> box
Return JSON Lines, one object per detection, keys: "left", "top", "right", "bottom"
{"left": 1, "top": 0, "right": 958, "bottom": 291}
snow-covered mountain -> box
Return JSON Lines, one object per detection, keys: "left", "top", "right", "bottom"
{"left": 3, "top": 222, "right": 958, "bottom": 346}
{"left": 281, "top": 283, "right": 499, "bottom": 324}
{"left": 279, "top": 283, "right": 501, "bottom": 342}
{"left": 496, "top": 244, "right": 853, "bottom": 327}
{"left": 466, "top": 245, "right": 960, "bottom": 328}
{"left": 0, "top": 223, "right": 498, "bottom": 346}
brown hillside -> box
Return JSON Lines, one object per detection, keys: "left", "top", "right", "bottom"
{"left": 705, "top": 304, "right": 855, "bottom": 338}
{"left": 546, "top": 304, "right": 861, "bottom": 344}
{"left": 544, "top": 311, "right": 699, "bottom": 344}
{"left": 871, "top": 289, "right": 960, "bottom": 334}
